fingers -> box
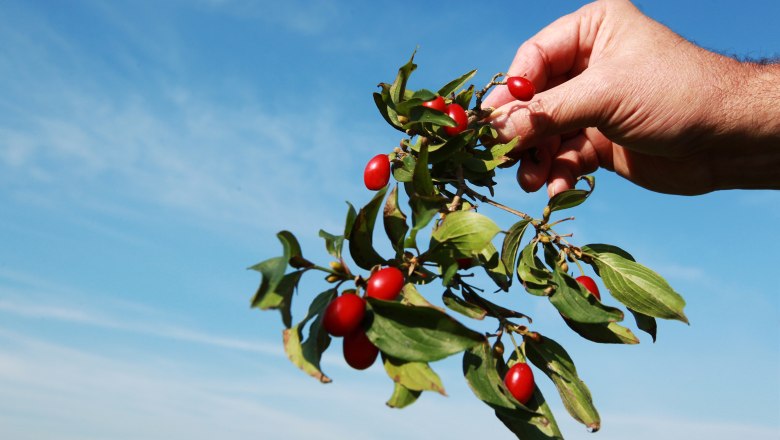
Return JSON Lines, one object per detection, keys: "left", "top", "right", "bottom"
{"left": 482, "top": 2, "right": 604, "bottom": 110}
{"left": 493, "top": 69, "right": 615, "bottom": 147}
{"left": 516, "top": 136, "right": 558, "bottom": 193}
{"left": 540, "top": 128, "right": 611, "bottom": 197}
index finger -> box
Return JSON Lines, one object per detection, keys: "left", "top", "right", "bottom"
{"left": 482, "top": 2, "right": 604, "bottom": 110}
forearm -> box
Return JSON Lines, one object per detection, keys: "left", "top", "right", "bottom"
{"left": 707, "top": 59, "right": 780, "bottom": 191}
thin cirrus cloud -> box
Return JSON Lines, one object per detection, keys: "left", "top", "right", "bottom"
{"left": 0, "top": 329, "right": 362, "bottom": 440}
{"left": 0, "top": 268, "right": 279, "bottom": 357}
{"left": 0, "top": 1, "right": 382, "bottom": 239}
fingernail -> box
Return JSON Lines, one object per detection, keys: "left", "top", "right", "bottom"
{"left": 548, "top": 181, "right": 562, "bottom": 197}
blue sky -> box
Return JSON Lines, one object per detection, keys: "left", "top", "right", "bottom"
{"left": 0, "top": 1, "right": 778, "bottom": 439}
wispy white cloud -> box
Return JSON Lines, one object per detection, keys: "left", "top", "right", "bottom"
{"left": 0, "top": 2, "right": 387, "bottom": 244}
{"left": 1, "top": 327, "right": 775, "bottom": 440}
{"left": 0, "top": 329, "right": 359, "bottom": 440}
{"left": 0, "top": 267, "right": 281, "bottom": 356}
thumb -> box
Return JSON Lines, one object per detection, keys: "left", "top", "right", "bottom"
{"left": 487, "top": 70, "right": 614, "bottom": 148}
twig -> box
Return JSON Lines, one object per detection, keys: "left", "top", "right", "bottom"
{"left": 463, "top": 187, "right": 532, "bottom": 220}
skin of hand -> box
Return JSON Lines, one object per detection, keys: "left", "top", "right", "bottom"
{"left": 483, "top": 0, "right": 780, "bottom": 196}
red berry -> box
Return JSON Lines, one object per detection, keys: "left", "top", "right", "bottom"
{"left": 456, "top": 258, "right": 474, "bottom": 269}
{"left": 343, "top": 330, "right": 379, "bottom": 370}
{"left": 422, "top": 95, "right": 446, "bottom": 112}
{"left": 575, "top": 275, "right": 601, "bottom": 301}
{"left": 506, "top": 76, "right": 535, "bottom": 101}
{"left": 504, "top": 362, "right": 535, "bottom": 404}
{"left": 366, "top": 266, "right": 405, "bottom": 300}
{"left": 363, "top": 154, "right": 390, "bottom": 191}
{"left": 322, "top": 293, "right": 366, "bottom": 337}
{"left": 444, "top": 103, "right": 468, "bottom": 136}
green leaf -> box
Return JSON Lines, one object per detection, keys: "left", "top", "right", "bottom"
{"left": 431, "top": 249, "right": 460, "bottom": 288}
{"left": 501, "top": 219, "right": 532, "bottom": 281}
{"left": 386, "top": 382, "right": 422, "bottom": 409}
{"left": 453, "top": 84, "right": 474, "bottom": 109}
{"left": 344, "top": 202, "right": 357, "bottom": 237}
{"left": 427, "top": 132, "right": 473, "bottom": 164}
{"left": 461, "top": 287, "right": 531, "bottom": 322}
{"left": 392, "top": 153, "right": 416, "bottom": 183}
{"left": 249, "top": 257, "right": 286, "bottom": 304}
{"left": 443, "top": 288, "right": 487, "bottom": 320}
{"left": 249, "top": 231, "right": 310, "bottom": 323}
{"left": 462, "top": 138, "right": 519, "bottom": 173}
{"left": 548, "top": 269, "right": 625, "bottom": 324}
{"left": 463, "top": 342, "right": 564, "bottom": 439}
{"left": 582, "top": 244, "right": 688, "bottom": 323}
{"left": 383, "top": 185, "right": 408, "bottom": 256}
{"left": 629, "top": 307, "right": 658, "bottom": 342}
{"left": 405, "top": 106, "right": 457, "bottom": 128}
{"left": 547, "top": 175, "right": 595, "bottom": 213}
{"left": 394, "top": 97, "right": 426, "bottom": 116}
{"left": 282, "top": 289, "right": 337, "bottom": 383}
{"left": 476, "top": 243, "right": 511, "bottom": 292}
{"left": 276, "top": 231, "right": 304, "bottom": 266}
{"left": 249, "top": 251, "right": 305, "bottom": 328}
{"left": 373, "top": 91, "right": 399, "bottom": 129}
{"left": 412, "top": 141, "right": 434, "bottom": 195}
{"left": 438, "top": 69, "right": 477, "bottom": 97}
{"left": 429, "top": 211, "right": 501, "bottom": 256}
{"left": 383, "top": 355, "right": 446, "bottom": 395}
{"left": 411, "top": 88, "right": 437, "bottom": 101}
{"left": 390, "top": 50, "right": 417, "bottom": 106}
{"left": 250, "top": 268, "right": 302, "bottom": 328}
{"left": 318, "top": 212, "right": 359, "bottom": 276}
{"left": 525, "top": 335, "right": 600, "bottom": 431}
{"left": 564, "top": 319, "right": 640, "bottom": 344}
{"left": 517, "top": 241, "right": 552, "bottom": 288}
{"left": 583, "top": 243, "right": 634, "bottom": 260}
{"left": 400, "top": 283, "right": 444, "bottom": 312}
{"left": 366, "top": 298, "right": 483, "bottom": 362}
{"left": 348, "top": 187, "right": 388, "bottom": 270}
{"left": 318, "top": 229, "right": 344, "bottom": 259}
{"left": 404, "top": 142, "right": 444, "bottom": 248}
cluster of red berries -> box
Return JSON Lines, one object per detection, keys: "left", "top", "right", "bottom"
{"left": 361, "top": 76, "right": 560, "bottom": 404}
{"left": 363, "top": 78, "right": 535, "bottom": 191}
{"left": 322, "top": 267, "right": 405, "bottom": 369}
{"left": 362, "top": 93, "right": 471, "bottom": 191}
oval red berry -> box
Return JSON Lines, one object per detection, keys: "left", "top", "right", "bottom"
{"left": 366, "top": 266, "right": 405, "bottom": 300}
{"left": 322, "top": 293, "right": 366, "bottom": 336}
{"left": 444, "top": 103, "right": 468, "bottom": 136}
{"left": 363, "top": 154, "right": 390, "bottom": 191}
{"left": 504, "top": 362, "right": 535, "bottom": 404}
{"left": 506, "top": 76, "right": 535, "bottom": 101}
{"left": 575, "top": 275, "right": 601, "bottom": 301}
{"left": 422, "top": 95, "right": 446, "bottom": 112}
{"left": 343, "top": 329, "right": 379, "bottom": 370}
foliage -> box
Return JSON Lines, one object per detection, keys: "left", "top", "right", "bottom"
{"left": 249, "top": 52, "right": 688, "bottom": 439}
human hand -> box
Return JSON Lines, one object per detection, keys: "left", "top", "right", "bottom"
{"left": 484, "top": 0, "right": 780, "bottom": 196}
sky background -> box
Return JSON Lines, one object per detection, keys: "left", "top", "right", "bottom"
{"left": 1, "top": 1, "right": 779, "bottom": 439}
